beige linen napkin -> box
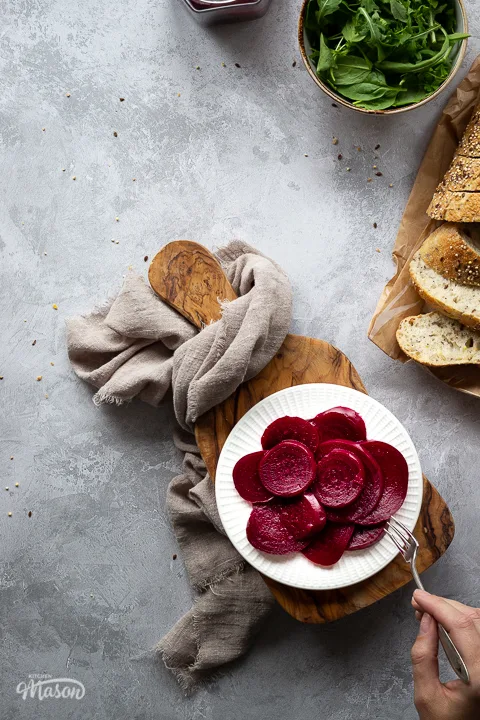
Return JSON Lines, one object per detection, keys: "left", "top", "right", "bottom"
{"left": 67, "top": 241, "right": 292, "bottom": 691}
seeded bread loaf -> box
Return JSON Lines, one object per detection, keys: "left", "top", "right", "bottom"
{"left": 397, "top": 312, "right": 480, "bottom": 366}
{"left": 427, "top": 103, "right": 480, "bottom": 220}
{"left": 437, "top": 155, "right": 480, "bottom": 192}
{"left": 417, "top": 224, "right": 480, "bottom": 286}
{"left": 457, "top": 106, "right": 480, "bottom": 158}
{"left": 427, "top": 189, "right": 480, "bottom": 222}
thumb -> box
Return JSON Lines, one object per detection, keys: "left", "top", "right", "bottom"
{"left": 411, "top": 613, "right": 442, "bottom": 703}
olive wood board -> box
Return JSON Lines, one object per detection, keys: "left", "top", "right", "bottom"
{"left": 149, "top": 241, "right": 455, "bottom": 624}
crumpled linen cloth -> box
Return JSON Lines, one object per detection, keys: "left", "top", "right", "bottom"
{"left": 66, "top": 241, "right": 292, "bottom": 691}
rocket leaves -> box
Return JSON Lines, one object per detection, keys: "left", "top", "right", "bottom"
{"left": 317, "top": 34, "right": 335, "bottom": 72}
{"left": 304, "top": 0, "right": 469, "bottom": 110}
{"left": 317, "top": 0, "right": 342, "bottom": 22}
{"left": 390, "top": 0, "right": 408, "bottom": 22}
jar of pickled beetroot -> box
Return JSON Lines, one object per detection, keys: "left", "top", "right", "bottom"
{"left": 181, "top": 0, "right": 273, "bottom": 25}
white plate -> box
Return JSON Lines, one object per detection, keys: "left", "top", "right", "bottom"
{"left": 215, "top": 383, "right": 423, "bottom": 590}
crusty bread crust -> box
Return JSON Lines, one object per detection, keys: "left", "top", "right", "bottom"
{"left": 457, "top": 106, "right": 480, "bottom": 158}
{"left": 427, "top": 189, "right": 480, "bottom": 222}
{"left": 418, "top": 224, "right": 480, "bottom": 287}
{"left": 441, "top": 154, "right": 480, "bottom": 191}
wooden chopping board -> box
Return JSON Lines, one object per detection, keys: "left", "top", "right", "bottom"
{"left": 149, "top": 241, "right": 455, "bottom": 624}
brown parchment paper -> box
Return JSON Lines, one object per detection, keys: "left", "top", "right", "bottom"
{"left": 368, "top": 55, "right": 480, "bottom": 398}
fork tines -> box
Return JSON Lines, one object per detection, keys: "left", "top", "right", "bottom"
{"left": 385, "top": 517, "right": 413, "bottom": 558}
{"left": 388, "top": 516, "right": 413, "bottom": 537}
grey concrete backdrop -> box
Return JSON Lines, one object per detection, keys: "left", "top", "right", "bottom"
{"left": 1, "top": 0, "right": 480, "bottom": 717}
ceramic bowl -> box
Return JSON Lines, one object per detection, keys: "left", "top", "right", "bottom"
{"left": 298, "top": 0, "right": 468, "bottom": 115}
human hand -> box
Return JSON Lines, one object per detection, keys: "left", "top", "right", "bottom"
{"left": 411, "top": 589, "right": 480, "bottom": 720}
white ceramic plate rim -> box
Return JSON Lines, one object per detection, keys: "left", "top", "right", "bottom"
{"left": 215, "top": 384, "right": 423, "bottom": 590}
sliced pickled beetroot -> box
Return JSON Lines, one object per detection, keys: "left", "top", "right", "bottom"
{"left": 317, "top": 440, "right": 384, "bottom": 523}
{"left": 314, "top": 449, "right": 365, "bottom": 508}
{"left": 348, "top": 523, "right": 386, "bottom": 550}
{"left": 279, "top": 493, "right": 327, "bottom": 539}
{"left": 311, "top": 406, "right": 367, "bottom": 443}
{"left": 246, "top": 504, "right": 309, "bottom": 555}
{"left": 302, "top": 522, "right": 355, "bottom": 566}
{"left": 259, "top": 440, "right": 316, "bottom": 497}
{"left": 233, "top": 451, "right": 273, "bottom": 503}
{"left": 261, "top": 416, "right": 319, "bottom": 453}
{"left": 355, "top": 441, "right": 409, "bottom": 526}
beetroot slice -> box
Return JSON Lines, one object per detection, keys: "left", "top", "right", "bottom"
{"left": 314, "top": 449, "right": 365, "bottom": 508}
{"left": 233, "top": 451, "right": 273, "bottom": 503}
{"left": 317, "top": 440, "right": 384, "bottom": 523}
{"left": 302, "top": 522, "right": 355, "bottom": 566}
{"left": 311, "top": 406, "right": 367, "bottom": 443}
{"left": 246, "top": 504, "right": 309, "bottom": 555}
{"left": 261, "top": 416, "right": 319, "bottom": 453}
{"left": 355, "top": 441, "right": 409, "bottom": 526}
{"left": 348, "top": 523, "right": 386, "bottom": 550}
{"left": 259, "top": 440, "right": 317, "bottom": 497}
{"left": 279, "top": 493, "right": 327, "bottom": 539}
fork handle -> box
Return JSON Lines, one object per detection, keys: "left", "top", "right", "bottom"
{"left": 411, "top": 566, "right": 470, "bottom": 684}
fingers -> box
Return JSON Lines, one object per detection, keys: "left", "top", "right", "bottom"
{"left": 412, "top": 590, "right": 477, "bottom": 632}
{"left": 438, "top": 598, "right": 469, "bottom": 613}
{"left": 412, "top": 594, "right": 467, "bottom": 614}
{"left": 411, "top": 612, "right": 442, "bottom": 707}
{"left": 413, "top": 590, "right": 480, "bottom": 668}
{"left": 412, "top": 590, "right": 463, "bottom": 634}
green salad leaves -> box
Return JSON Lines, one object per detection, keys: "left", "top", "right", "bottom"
{"left": 305, "top": 0, "right": 469, "bottom": 110}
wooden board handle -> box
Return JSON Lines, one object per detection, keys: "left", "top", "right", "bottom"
{"left": 149, "top": 240, "right": 237, "bottom": 328}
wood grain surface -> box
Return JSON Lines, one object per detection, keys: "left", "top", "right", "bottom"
{"left": 149, "top": 240, "right": 237, "bottom": 327}
{"left": 150, "top": 240, "right": 455, "bottom": 624}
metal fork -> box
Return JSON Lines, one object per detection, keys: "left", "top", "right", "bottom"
{"left": 385, "top": 517, "right": 470, "bottom": 684}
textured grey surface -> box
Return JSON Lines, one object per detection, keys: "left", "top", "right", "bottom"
{"left": 1, "top": 0, "right": 480, "bottom": 717}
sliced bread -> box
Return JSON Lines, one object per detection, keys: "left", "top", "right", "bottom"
{"left": 440, "top": 154, "right": 480, "bottom": 191}
{"left": 409, "top": 253, "right": 480, "bottom": 328}
{"left": 397, "top": 312, "right": 480, "bottom": 366}
{"left": 417, "top": 223, "right": 480, "bottom": 287}
{"left": 427, "top": 188, "right": 480, "bottom": 222}
{"left": 427, "top": 104, "right": 480, "bottom": 220}
{"left": 457, "top": 106, "right": 480, "bottom": 158}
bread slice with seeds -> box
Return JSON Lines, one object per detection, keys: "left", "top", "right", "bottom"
{"left": 457, "top": 105, "right": 480, "bottom": 158}
{"left": 397, "top": 312, "right": 480, "bottom": 366}
{"left": 410, "top": 255, "right": 480, "bottom": 329}
{"left": 409, "top": 225, "right": 480, "bottom": 328}
{"left": 417, "top": 223, "right": 480, "bottom": 287}
{"left": 439, "top": 155, "right": 480, "bottom": 191}
{"left": 427, "top": 188, "right": 480, "bottom": 222}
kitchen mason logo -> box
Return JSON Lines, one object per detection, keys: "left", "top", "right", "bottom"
{"left": 16, "top": 674, "right": 85, "bottom": 701}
